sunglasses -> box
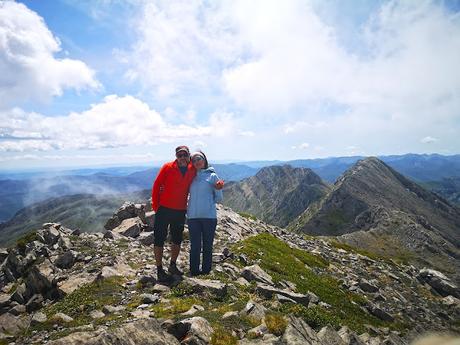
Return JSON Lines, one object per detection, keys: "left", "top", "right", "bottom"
{"left": 192, "top": 156, "right": 204, "bottom": 163}
{"left": 176, "top": 152, "right": 189, "bottom": 158}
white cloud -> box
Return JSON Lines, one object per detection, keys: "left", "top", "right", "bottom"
{"left": 292, "top": 142, "right": 310, "bottom": 150}
{"left": 283, "top": 121, "right": 327, "bottom": 134}
{"left": 421, "top": 136, "right": 438, "bottom": 144}
{"left": 0, "top": 152, "right": 157, "bottom": 163}
{"left": 192, "top": 141, "right": 207, "bottom": 150}
{"left": 162, "top": 107, "right": 196, "bottom": 124}
{"left": 0, "top": 1, "right": 100, "bottom": 108}
{"left": 222, "top": 0, "right": 460, "bottom": 120}
{"left": 208, "top": 110, "right": 237, "bottom": 137}
{"left": 238, "top": 130, "right": 255, "bottom": 137}
{"left": 123, "top": 1, "right": 240, "bottom": 99}
{"left": 0, "top": 95, "right": 222, "bottom": 152}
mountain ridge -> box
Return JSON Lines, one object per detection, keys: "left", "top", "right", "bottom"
{"left": 289, "top": 157, "right": 460, "bottom": 280}
{"left": 223, "top": 165, "right": 330, "bottom": 227}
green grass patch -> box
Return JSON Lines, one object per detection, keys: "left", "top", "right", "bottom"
{"left": 234, "top": 232, "right": 328, "bottom": 269}
{"left": 210, "top": 327, "right": 238, "bottom": 345}
{"left": 116, "top": 238, "right": 130, "bottom": 249}
{"left": 265, "top": 312, "right": 287, "bottom": 336}
{"left": 280, "top": 304, "right": 340, "bottom": 329}
{"left": 170, "top": 282, "right": 198, "bottom": 297}
{"left": 330, "top": 239, "right": 415, "bottom": 266}
{"left": 150, "top": 297, "right": 201, "bottom": 319}
{"left": 21, "top": 276, "right": 126, "bottom": 340}
{"left": 234, "top": 233, "right": 398, "bottom": 333}
{"left": 46, "top": 276, "right": 125, "bottom": 325}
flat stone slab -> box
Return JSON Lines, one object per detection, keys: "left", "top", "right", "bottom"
{"left": 256, "top": 283, "right": 313, "bottom": 306}
{"left": 241, "top": 264, "right": 274, "bottom": 285}
{"left": 182, "top": 277, "right": 227, "bottom": 298}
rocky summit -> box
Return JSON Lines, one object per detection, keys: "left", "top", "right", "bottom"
{"left": 223, "top": 165, "right": 330, "bottom": 227}
{"left": 0, "top": 201, "right": 459, "bottom": 344}
{"left": 289, "top": 157, "right": 460, "bottom": 282}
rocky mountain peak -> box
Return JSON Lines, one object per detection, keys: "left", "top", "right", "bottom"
{"left": 289, "top": 157, "right": 460, "bottom": 280}
{"left": 223, "top": 165, "right": 330, "bottom": 227}
{"left": 0, "top": 202, "right": 459, "bottom": 344}
{"left": 255, "top": 164, "right": 323, "bottom": 185}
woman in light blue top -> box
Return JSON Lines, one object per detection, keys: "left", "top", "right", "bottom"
{"left": 187, "top": 151, "right": 223, "bottom": 276}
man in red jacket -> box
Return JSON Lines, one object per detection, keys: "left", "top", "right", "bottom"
{"left": 151, "top": 145, "right": 196, "bottom": 282}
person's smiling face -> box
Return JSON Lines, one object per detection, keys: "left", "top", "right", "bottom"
{"left": 176, "top": 151, "right": 190, "bottom": 167}
{"left": 192, "top": 155, "right": 205, "bottom": 170}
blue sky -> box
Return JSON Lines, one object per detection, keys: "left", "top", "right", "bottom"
{"left": 1, "top": 0, "right": 459, "bottom": 170}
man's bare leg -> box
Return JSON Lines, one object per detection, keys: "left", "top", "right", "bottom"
{"left": 170, "top": 243, "right": 180, "bottom": 263}
{"left": 154, "top": 246, "right": 164, "bottom": 267}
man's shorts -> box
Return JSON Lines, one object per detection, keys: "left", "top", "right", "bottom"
{"left": 153, "top": 206, "right": 186, "bottom": 246}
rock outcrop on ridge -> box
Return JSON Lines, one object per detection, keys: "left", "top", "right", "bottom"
{"left": 0, "top": 201, "right": 459, "bottom": 344}
{"left": 289, "top": 157, "right": 460, "bottom": 281}
{"left": 223, "top": 165, "right": 330, "bottom": 227}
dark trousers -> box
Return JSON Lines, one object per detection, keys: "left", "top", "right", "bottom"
{"left": 188, "top": 218, "right": 217, "bottom": 275}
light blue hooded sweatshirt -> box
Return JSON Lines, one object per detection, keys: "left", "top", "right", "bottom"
{"left": 187, "top": 167, "right": 223, "bottom": 219}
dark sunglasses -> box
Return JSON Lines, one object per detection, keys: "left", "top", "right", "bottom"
{"left": 176, "top": 152, "right": 189, "bottom": 158}
{"left": 192, "top": 156, "right": 204, "bottom": 163}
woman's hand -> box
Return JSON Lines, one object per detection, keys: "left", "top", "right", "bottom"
{"left": 215, "top": 180, "right": 225, "bottom": 190}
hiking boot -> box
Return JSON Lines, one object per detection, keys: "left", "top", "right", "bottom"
{"left": 157, "top": 268, "right": 172, "bottom": 283}
{"left": 168, "top": 262, "right": 183, "bottom": 276}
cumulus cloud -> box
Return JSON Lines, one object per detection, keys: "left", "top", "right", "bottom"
{"left": 223, "top": 0, "right": 460, "bottom": 119}
{"left": 0, "top": 152, "right": 157, "bottom": 163}
{"left": 123, "top": 1, "right": 240, "bottom": 99}
{"left": 292, "top": 142, "right": 310, "bottom": 150}
{"left": 0, "top": 95, "right": 223, "bottom": 152}
{"left": 238, "top": 130, "right": 255, "bottom": 137}
{"left": 0, "top": 1, "right": 100, "bottom": 108}
{"left": 283, "top": 121, "right": 328, "bottom": 134}
{"left": 121, "top": 0, "right": 460, "bottom": 156}
{"left": 421, "top": 136, "right": 438, "bottom": 144}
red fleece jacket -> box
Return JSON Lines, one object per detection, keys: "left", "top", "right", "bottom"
{"left": 151, "top": 160, "right": 196, "bottom": 212}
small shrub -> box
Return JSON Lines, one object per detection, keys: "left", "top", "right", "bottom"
{"left": 265, "top": 312, "right": 287, "bottom": 336}
{"left": 170, "top": 282, "right": 196, "bottom": 297}
{"left": 210, "top": 328, "right": 238, "bottom": 345}
{"left": 16, "top": 231, "right": 39, "bottom": 251}
{"left": 150, "top": 297, "right": 200, "bottom": 319}
{"left": 283, "top": 304, "right": 339, "bottom": 330}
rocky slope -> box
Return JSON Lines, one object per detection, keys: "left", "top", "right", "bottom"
{"left": 289, "top": 157, "right": 460, "bottom": 281}
{"left": 0, "top": 201, "right": 459, "bottom": 344}
{"left": 223, "top": 165, "right": 330, "bottom": 227}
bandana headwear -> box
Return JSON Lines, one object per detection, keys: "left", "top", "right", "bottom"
{"left": 191, "top": 151, "right": 205, "bottom": 160}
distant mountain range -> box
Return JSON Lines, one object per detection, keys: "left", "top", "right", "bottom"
{"left": 289, "top": 157, "right": 460, "bottom": 280}
{"left": 1, "top": 153, "right": 459, "bottom": 235}
{"left": 0, "top": 163, "right": 258, "bottom": 223}
{"left": 223, "top": 165, "right": 330, "bottom": 227}
{"left": 0, "top": 190, "right": 150, "bottom": 247}
{"left": 279, "top": 153, "right": 460, "bottom": 183}
{"left": 0, "top": 171, "right": 156, "bottom": 223}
